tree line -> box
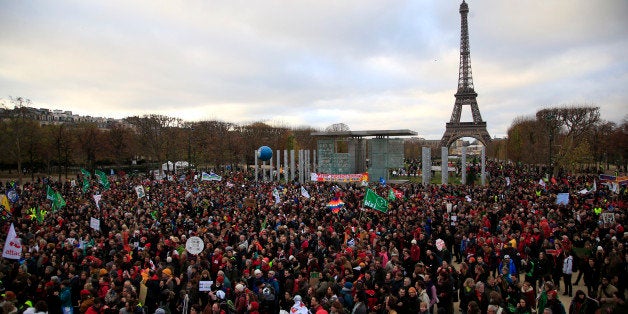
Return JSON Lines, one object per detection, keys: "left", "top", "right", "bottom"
{"left": 0, "top": 97, "right": 318, "bottom": 183}
{"left": 490, "top": 106, "right": 626, "bottom": 175}
{"left": 1, "top": 97, "right": 626, "bottom": 183}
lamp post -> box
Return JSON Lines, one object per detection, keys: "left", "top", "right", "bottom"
{"left": 546, "top": 113, "right": 556, "bottom": 176}
{"left": 187, "top": 126, "right": 194, "bottom": 169}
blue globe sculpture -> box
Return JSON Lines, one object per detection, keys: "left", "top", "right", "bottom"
{"left": 258, "top": 146, "right": 273, "bottom": 161}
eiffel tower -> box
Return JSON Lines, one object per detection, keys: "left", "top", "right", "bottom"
{"left": 440, "top": 0, "right": 491, "bottom": 148}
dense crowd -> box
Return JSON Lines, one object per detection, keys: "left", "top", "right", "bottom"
{"left": 0, "top": 161, "right": 626, "bottom": 314}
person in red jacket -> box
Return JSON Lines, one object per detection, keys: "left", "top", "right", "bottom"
{"left": 310, "top": 296, "right": 329, "bottom": 314}
{"left": 410, "top": 239, "right": 421, "bottom": 263}
{"left": 97, "top": 276, "right": 111, "bottom": 299}
{"left": 85, "top": 297, "right": 104, "bottom": 314}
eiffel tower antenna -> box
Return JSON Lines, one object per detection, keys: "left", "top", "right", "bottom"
{"left": 440, "top": 0, "right": 491, "bottom": 148}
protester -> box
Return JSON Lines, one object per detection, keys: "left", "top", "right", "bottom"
{"left": 568, "top": 290, "right": 599, "bottom": 314}
{"left": 0, "top": 161, "right": 624, "bottom": 314}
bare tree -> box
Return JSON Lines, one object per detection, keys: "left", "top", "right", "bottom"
{"left": 325, "top": 123, "right": 350, "bottom": 132}
{"left": 126, "top": 114, "right": 180, "bottom": 174}
{"left": 47, "top": 123, "right": 74, "bottom": 181}
{"left": 607, "top": 118, "right": 627, "bottom": 172}
{"left": 75, "top": 122, "right": 102, "bottom": 171}
{"left": 0, "top": 97, "right": 33, "bottom": 183}
{"left": 507, "top": 116, "right": 546, "bottom": 164}
{"left": 107, "top": 123, "right": 137, "bottom": 168}
{"left": 22, "top": 119, "right": 43, "bottom": 181}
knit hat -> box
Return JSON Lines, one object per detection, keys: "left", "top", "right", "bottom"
{"left": 235, "top": 284, "right": 245, "bottom": 292}
{"left": 80, "top": 289, "right": 91, "bottom": 297}
{"left": 409, "top": 287, "right": 417, "bottom": 294}
{"left": 162, "top": 268, "right": 172, "bottom": 277}
{"left": 217, "top": 276, "right": 224, "bottom": 284}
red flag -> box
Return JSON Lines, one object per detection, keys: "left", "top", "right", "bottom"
{"left": 550, "top": 177, "right": 557, "bottom": 185}
{"left": 393, "top": 189, "right": 404, "bottom": 199}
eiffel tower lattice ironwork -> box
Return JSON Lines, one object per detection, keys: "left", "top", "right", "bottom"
{"left": 440, "top": 0, "right": 491, "bottom": 148}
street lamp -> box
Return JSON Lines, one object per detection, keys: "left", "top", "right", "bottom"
{"left": 187, "top": 126, "right": 194, "bottom": 168}
{"left": 545, "top": 113, "right": 556, "bottom": 176}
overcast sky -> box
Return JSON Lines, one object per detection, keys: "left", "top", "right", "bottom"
{"left": 1, "top": 0, "right": 626, "bottom": 139}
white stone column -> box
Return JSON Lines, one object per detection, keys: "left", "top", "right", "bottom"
{"left": 255, "top": 149, "right": 259, "bottom": 183}
{"left": 461, "top": 146, "right": 467, "bottom": 185}
{"left": 422, "top": 147, "right": 431, "bottom": 185}
{"left": 481, "top": 146, "right": 486, "bottom": 185}
{"left": 441, "top": 147, "right": 448, "bottom": 185}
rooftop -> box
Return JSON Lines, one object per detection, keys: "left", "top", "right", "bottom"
{"left": 311, "top": 129, "right": 417, "bottom": 138}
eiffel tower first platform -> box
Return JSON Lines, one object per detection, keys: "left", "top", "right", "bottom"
{"left": 440, "top": 0, "right": 491, "bottom": 148}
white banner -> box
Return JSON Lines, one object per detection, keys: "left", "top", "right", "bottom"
{"left": 300, "top": 186, "right": 310, "bottom": 199}
{"left": 201, "top": 172, "right": 222, "bottom": 181}
{"left": 2, "top": 223, "right": 22, "bottom": 259}
{"left": 90, "top": 217, "right": 100, "bottom": 231}
{"left": 199, "top": 281, "right": 213, "bottom": 291}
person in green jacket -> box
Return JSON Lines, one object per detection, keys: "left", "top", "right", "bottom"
{"left": 537, "top": 281, "right": 554, "bottom": 313}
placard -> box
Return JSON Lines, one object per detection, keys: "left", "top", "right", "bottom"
{"left": 309, "top": 272, "right": 320, "bottom": 287}
{"left": 186, "top": 236, "right": 204, "bottom": 255}
{"left": 199, "top": 281, "right": 213, "bottom": 291}
{"left": 600, "top": 212, "right": 615, "bottom": 228}
{"left": 90, "top": 217, "right": 100, "bottom": 231}
{"left": 135, "top": 185, "right": 145, "bottom": 198}
{"left": 556, "top": 193, "right": 569, "bottom": 205}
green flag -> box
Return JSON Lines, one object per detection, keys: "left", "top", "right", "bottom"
{"left": 81, "top": 168, "right": 91, "bottom": 193}
{"left": 46, "top": 185, "right": 56, "bottom": 201}
{"left": 363, "top": 188, "right": 389, "bottom": 213}
{"left": 82, "top": 178, "right": 90, "bottom": 193}
{"left": 81, "top": 168, "right": 91, "bottom": 177}
{"left": 52, "top": 191, "right": 66, "bottom": 212}
{"left": 95, "top": 170, "right": 110, "bottom": 190}
{"left": 388, "top": 189, "right": 396, "bottom": 201}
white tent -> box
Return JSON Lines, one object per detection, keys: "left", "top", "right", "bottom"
{"left": 161, "top": 161, "right": 174, "bottom": 171}
{"left": 161, "top": 161, "right": 192, "bottom": 172}
{"left": 174, "top": 161, "right": 190, "bottom": 170}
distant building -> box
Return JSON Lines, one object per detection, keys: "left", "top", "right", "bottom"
{"left": 1, "top": 106, "right": 129, "bottom": 129}
{"left": 449, "top": 139, "right": 483, "bottom": 156}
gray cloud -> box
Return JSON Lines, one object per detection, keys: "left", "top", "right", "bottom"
{"left": 1, "top": 0, "right": 626, "bottom": 140}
